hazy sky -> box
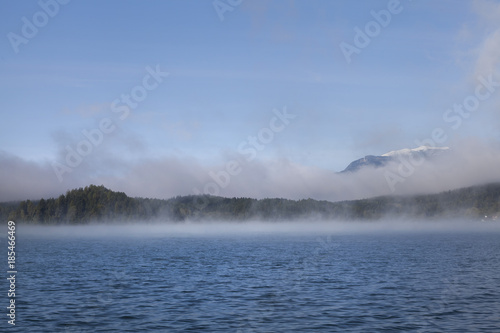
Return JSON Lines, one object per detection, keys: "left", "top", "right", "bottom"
{"left": 1, "top": 0, "right": 499, "bottom": 201}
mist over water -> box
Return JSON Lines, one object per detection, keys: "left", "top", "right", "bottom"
{"left": 16, "top": 219, "right": 500, "bottom": 239}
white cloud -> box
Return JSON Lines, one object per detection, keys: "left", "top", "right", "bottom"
{"left": 1, "top": 139, "right": 499, "bottom": 203}
{"left": 473, "top": 30, "right": 500, "bottom": 79}
{"left": 471, "top": 0, "right": 500, "bottom": 79}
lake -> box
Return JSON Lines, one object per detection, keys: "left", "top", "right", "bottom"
{"left": 3, "top": 221, "right": 500, "bottom": 332}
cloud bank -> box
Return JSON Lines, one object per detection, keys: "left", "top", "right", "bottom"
{"left": 1, "top": 138, "right": 499, "bottom": 203}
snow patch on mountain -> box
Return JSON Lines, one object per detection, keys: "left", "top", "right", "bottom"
{"left": 382, "top": 146, "right": 450, "bottom": 157}
{"left": 341, "top": 146, "right": 450, "bottom": 173}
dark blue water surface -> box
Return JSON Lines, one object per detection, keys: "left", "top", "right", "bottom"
{"left": 2, "top": 222, "right": 500, "bottom": 332}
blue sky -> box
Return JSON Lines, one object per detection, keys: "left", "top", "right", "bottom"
{"left": 1, "top": 0, "right": 500, "bottom": 201}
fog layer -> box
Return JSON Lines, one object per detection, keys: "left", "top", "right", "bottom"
{"left": 11, "top": 219, "right": 500, "bottom": 240}
{"left": 1, "top": 138, "right": 500, "bottom": 202}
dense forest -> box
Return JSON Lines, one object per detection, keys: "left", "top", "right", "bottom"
{"left": 1, "top": 183, "right": 500, "bottom": 224}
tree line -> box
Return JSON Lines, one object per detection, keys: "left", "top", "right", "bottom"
{"left": 1, "top": 183, "right": 499, "bottom": 224}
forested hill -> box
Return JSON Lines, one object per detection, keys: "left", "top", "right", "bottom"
{"left": 1, "top": 183, "right": 500, "bottom": 224}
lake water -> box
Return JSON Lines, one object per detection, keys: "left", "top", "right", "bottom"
{"left": 3, "top": 221, "right": 500, "bottom": 332}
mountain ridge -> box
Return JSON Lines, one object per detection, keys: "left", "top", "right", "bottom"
{"left": 341, "top": 145, "right": 450, "bottom": 173}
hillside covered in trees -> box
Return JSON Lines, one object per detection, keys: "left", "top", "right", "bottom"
{"left": 1, "top": 183, "right": 500, "bottom": 224}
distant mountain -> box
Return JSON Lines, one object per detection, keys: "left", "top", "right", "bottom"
{"left": 341, "top": 146, "right": 450, "bottom": 173}
{"left": 341, "top": 155, "right": 392, "bottom": 173}
{"left": 1, "top": 182, "right": 499, "bottom": 223}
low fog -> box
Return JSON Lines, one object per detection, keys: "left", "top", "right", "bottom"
{"left": 10, "top": 219, "right": 500, "bottom": 239}
{"left": 1, "top": 138, "right": 500, "bottom": 202}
